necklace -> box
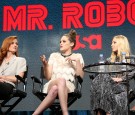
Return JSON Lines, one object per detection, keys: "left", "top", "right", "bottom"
{"left": 61, "top": 53, "right": 72, "bottom": 58}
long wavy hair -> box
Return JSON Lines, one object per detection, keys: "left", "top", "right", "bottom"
{"left": 0, "top": 36, "right": 18, "bottom": 65}
{"left": 110, "top": 35, "right": 131, "bottom": 62}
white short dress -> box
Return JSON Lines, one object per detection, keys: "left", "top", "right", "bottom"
{"left": 43, "top": 52, "right": 84, "bottom": 93}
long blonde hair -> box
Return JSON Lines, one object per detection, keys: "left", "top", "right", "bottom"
{"left": 0, "top": 36, "right": 18, "bottom": 65}
{"left": 110, "top": 35, "right": 131, "bottom": 62}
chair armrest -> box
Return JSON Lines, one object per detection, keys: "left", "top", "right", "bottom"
{"left": 31, "top": 75, "right": 43, "bottom": 92}
{"left": 15, "top": 75, "right": 27, "bottom": 92}
{"left": 74, "top": 75, "right": 83, "bottom": 87}
{"left": 15, "top": 75, "right": 25, "bottom": 83}
{"left": 74, "top": 75, "right": 83, "bottom": 98}
{"left": 76, "top": 75, "right": 83, "bottom": 84}
{"left": 31, "top": 75, "right": 42, "bottom": 84}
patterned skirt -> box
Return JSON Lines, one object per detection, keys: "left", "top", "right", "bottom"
{"left": 90, "top": 74, "right": 128, "bottom": 115}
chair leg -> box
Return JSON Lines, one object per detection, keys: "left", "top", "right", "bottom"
{"left": 5, "top": 97, "right": 22, "bottom": 114}
{"left": 56, "top": 110, "right": 62, "bottom": 115}
{"left": 0, "top": 104, "right": 3, "bottom": 115}
{"left": 0, "top": 108, "right": 5, "bottom": 115}
{"left": 0, "top": 107, "right": 2, "bottom": 114}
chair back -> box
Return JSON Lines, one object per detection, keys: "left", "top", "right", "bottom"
{"left": 40, "top": 66, "right": 45, "bottom": 91}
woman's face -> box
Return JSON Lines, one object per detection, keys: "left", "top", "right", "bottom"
{"left": 111, "top": 38, "right": 119, "bottom": 53}
{"left": 8, "top": 39, "right": 18, "bottom": 54}
{"left": 60, "top": 36, "right": 73, "bottom": 53}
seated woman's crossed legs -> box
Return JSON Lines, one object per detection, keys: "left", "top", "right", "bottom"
{"left": 33, "top": 78, "right": 69, "bottom": 115}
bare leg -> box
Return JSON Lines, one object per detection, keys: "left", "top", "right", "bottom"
{"left": 96, "top": 111, "right": 110, "bottom": 115}
{"left": 97, "top": 111, "right": 101, "bottom": 115}
{"left": 96, "top": 109, "right": 109, "bottom": 115}
{"left": 131, "top": 106, "right": 135, "bottom": 111}
{"left": 33, "top": 78, "right": 69, "bottom": 115}
{"left": 33, "top": 85, "right": 58, "bottom": 115}
{"left": 57, "top": 78, "right": 68, "bottom": 115}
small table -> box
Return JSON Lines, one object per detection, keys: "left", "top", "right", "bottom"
{"left": 83, "top": 62, "right": 135, "bottom": 115}
{"left": 83, "top": 62, "right": 135, "bottom": 74}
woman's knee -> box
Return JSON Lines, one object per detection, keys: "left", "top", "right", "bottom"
{"left": 57, "top": 78, "right": 66, "bottom": 87}
{"left": 49, "top": 85, "right": 58, "bottom": 97}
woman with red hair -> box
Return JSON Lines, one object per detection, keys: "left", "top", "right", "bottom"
{"left": 0, "top": 36, "right": 27, "bottom": 99}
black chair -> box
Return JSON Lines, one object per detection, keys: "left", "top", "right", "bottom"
{"left": 31, "top": 66, "right": 83, "bottom": 114}
{"left": 0, "top": 66, "right": 28, "bottom": 115}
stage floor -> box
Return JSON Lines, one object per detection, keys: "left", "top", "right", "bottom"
{"left": 7, "top": 110, "right": 135, "bottom": 115}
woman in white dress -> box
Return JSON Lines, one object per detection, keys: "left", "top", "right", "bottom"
{"left": 33, "top": 29, "right": 84, "bottom": 115}
{"left": 0, "top": 36, "right": 27, "bottom": 99}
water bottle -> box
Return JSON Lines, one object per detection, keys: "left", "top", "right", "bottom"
{"left": 121, "top": 52, "right": 126, "bottom": 71}
{"left": 121, "top": 52, "right": 126, "bottom": 63}
{"left": 98, "top": 54, "right": 105, "bottom": 72}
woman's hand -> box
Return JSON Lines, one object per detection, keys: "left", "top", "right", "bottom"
{"left": 66, "top": 54, "right": 84, "bottom": 78}
{"left": 65, "top": 54, "right": 80, "bottom": 63}
{"left": 0, "top": 76, "right": 5, "bottom": 83}
{"left": 40, "top": 55, "right": 48, "bottom": 66}
{"left": 112, "top": 77, "right": 123, "bottom": 82}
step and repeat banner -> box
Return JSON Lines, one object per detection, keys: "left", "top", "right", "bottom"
{"left": 0, "top": 0, "right": 135, "bottom": 111}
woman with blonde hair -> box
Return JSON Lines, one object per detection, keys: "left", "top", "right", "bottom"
{"left": 110, "top": 35, "right": 130, "bottom": 62}
{"left": 90, "top": 35, "right": 131, "bottom": 115}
